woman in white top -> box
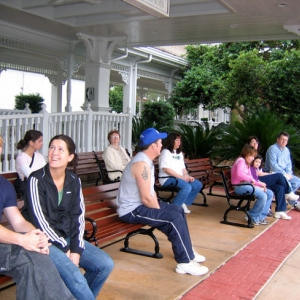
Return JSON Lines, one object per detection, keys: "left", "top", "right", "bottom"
{"left": 102, "top": 130, "right": 131, "bottom": 181}
{"left": 15, "top": 130, "right": 46, "bottom": 183}
{"left": 159, "top": 132, "right": 202, "bottom": 213}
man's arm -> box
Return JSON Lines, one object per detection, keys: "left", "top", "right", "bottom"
{"left": 1, "top": 206, "right": 49, "bottom": 253}
{"left": 132, "top": 161, "right": 160, "bottom": 209}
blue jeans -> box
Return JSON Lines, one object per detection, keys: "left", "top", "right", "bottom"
{"left": 49, "top": 240, "right": 114, "bottom": 300}
{"left": 120, "top": 201, "right": 194, "bottom": 263}
{"left": 289, "top": 175, "right": 300, "bottom": 194}
{"left": 0, "top": 243, "right": 75, "bottom": 300}
{"left": 163, "top": 178, "right": 202, "bottom": 206}
{"left": 259, "top": 173, "right": 289, "bottom": 211}
{"left": 234, "top": 185, "right": 271, "bottom": 222}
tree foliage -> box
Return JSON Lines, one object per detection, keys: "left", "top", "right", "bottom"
{"left": 169, "top": 40, "right": 300, "bottom": 129}
{"left": 264, "top": 50, "right": 300, "bottom": 128}
{"left": 141, "top": 101, "right": 175, "bottom": 130}
{"left": 15, "top": 93, "right": 44, "bottom": 113}
{"left": 109, "top": 86, "right": 123, "bottom": 113}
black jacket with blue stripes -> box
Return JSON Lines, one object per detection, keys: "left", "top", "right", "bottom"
{"left": 22, "top": 164, "right": 85, "bottom": 255}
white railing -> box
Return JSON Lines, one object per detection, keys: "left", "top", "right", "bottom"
{"left": 173, "top": 119, "right": 221, "bottom": 129}
{"left": 0, "top": 104, "right": 131, "bottom": 172}
{"left": 0, "top": 104, "right": 32, "bottom": 115}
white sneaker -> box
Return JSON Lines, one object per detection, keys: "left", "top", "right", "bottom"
{"left": 285, "top": 192, "right": 299, "bottom": 201}
{"left": 175, "top": 261, "right": 209, "bottom": 276}
{"left": 274, "top": 211, "right": 292, "bottom": 220}
{"left": 192, "top": 248, "right": 206, "bottom": 263}
{"left": 182, "top": 203, "right": 191, "bottom": 214}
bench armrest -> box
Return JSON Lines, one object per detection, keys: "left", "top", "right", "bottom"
{"left": 212, "top": 165, "right": 231, "bottom": 172}
{"left": 231, "top": 182, "right": 255, "bottom": 196}
{"left": 186, "top": 167, "right": 209, "bottom": 182}
{"left": 84, "top": 217, "right": 97, "bottom": 241}
{"left": 156, "top": 175, "right": 179, "bottom": 187}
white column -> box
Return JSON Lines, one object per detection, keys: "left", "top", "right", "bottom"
{"left": 65, "top": 52, "right": 74, "bottom": 112}
{"left": 77, "top": 33, "right": 125, "bottom": 111}
{"left": 84, "top": 62, "right": 112, "bottom": 111}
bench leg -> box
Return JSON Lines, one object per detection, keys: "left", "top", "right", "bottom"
{"left": 220, "top": 200, "right": 254, "bottom": 228}
{"left": 120, "top": 227, "right": 163, "bottom": 259}
{"left": 192, "top": 190, "right": 208, "bottom": 207}
{"left": 207, "top": 181, "right": 226, "bottom": 197}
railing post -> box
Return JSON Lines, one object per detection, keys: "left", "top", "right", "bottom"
{"left": 40, "top": 104, "right": 50, "bottom": 158}
{"left": 24, "top": 103, "right": 32, "bottom": 114}
{"left": 86, "top": 103, "right": 93, "bottom": 152}
{"left": 124, "top": 108, "right": 132, "bottom": 155}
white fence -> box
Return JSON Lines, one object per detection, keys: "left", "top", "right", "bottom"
{"left": 0, "top": 104, "right": 131, "bottom": 173}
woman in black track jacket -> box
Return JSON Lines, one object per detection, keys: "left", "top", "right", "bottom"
{"left": 22, "top": 134, "right": 114, "bottom": 300}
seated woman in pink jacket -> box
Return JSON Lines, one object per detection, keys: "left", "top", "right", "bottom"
{"left": 231, "top": 145, "right": 273, "bottom": 226}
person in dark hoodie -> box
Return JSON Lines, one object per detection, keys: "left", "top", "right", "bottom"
{"left": 22, "top": 134, "right": 114, "bottom": 300}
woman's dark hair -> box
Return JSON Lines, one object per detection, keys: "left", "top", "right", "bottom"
{"left": 17, "top": 130, "right": 43, "bottom": 150}
{"left": 246, "top": 136, "right": 261, "bottom": 152}
{"left": 164, "top": 132, "right": 182, "bottom": 154}
{"left": 48, "top": 134, "right": 78, "bottom": 168}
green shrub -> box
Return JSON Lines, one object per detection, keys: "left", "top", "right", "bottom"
{"left": 141, "top": 101, "right": 175, "bottom": 130}
{"left": 167, "top": 122, "right": 225, "bottom": 159}
{"left": 212, "top": 107, "right": 300, "bottom": 164}
{"left": 15, "top": 93, "right": 44, "bottom": 113}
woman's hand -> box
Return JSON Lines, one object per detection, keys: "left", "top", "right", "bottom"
{"left": 188, "top": 176, "right": 195, "bottom": 182}
{"left": 69, "top": 252, "right": 80, "bottom": 267}
{"left": 182, "top": 174, "right": 190, "bottom": 182}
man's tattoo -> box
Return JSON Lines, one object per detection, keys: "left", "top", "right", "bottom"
{"left": 141, "top": 166, "right": 148, "bottom": 181}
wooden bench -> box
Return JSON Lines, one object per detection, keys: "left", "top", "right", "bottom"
{"left": 72, "top": 152, "right": 103, "bottom": 186}
{"left": 220, "top": 170, "right": 256, "bottom": 228}
{"left": 83, "top": 182, "right": 163, "bottom": 258}
{"left": 185, "top": 158, "right": 231, "bottom": 206}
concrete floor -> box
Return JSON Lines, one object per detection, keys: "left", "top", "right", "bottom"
{"left": 1, "top": 190, "right": 299, "bottom": 299}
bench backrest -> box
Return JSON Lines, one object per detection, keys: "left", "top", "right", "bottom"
{"left": 1, "top": 172, "right": 18, "bottom": 185}
{"left": 185, "top": 158, "right": 211, "bottom": 185}
{"left": 82, "top": 182, "right": 120, "bottom": 224}
{"left": 71, "top": 152, "right": 103, "bottom": 186}
{"left": 93, "top": 151, "right": 122, "bottom": 185}
{"left": 220, "top": 169, "right": 234, "bottom": 197}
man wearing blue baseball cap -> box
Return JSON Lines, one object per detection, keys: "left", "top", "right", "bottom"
{"left": 116, "top": 128, "right": 208, "bottom": 276}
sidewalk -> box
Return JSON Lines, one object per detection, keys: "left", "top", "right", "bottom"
{"left": 180, "top": 208, "right": 300, "bottom": 300}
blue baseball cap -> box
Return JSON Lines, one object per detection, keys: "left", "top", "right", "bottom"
{"left": 139, "top": 128, "right": 167, "bottom": 146}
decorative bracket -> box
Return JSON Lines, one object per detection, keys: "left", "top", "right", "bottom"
{"left": 76, "top": 33, "right": 126, "bottom": 63}
{"left": 119, "top": 71, "right": 129, "bottom": 85}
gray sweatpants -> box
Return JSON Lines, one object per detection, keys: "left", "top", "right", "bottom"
{"left": 0, "top": 243, "right": 75, "bottom": 300}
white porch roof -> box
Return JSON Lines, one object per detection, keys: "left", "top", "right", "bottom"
{"left": 0, "top": 0, "right": 300, "bottom": 48}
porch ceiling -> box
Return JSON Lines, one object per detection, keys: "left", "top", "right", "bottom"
{"left": 0, "top": 0, "right": 300, "bottom": 48}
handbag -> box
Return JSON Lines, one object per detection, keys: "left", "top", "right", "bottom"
{"left": 14, "top": 153, "right": 35, "bottom": 196}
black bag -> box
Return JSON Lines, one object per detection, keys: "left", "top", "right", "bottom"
{"left": 14, "top": 153, "right": 35, "bottom": 196}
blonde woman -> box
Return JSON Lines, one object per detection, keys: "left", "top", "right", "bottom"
{"left": 103, "top": 130, "right": 131, "bottom": 181}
